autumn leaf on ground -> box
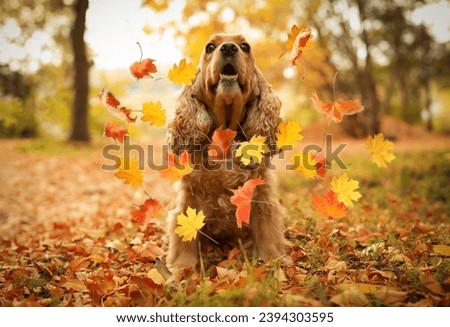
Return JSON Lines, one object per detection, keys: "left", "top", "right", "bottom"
{"left": 159, "top": 151, "right": 194, "bottom": 182}
{"left": 131, "top": 198, "right": 163, "bottom": 225}
{"left": 168, "top": 59, "right": 197, "bottom": 86}
{"left": 130, "top": 58, "right": 157, "bottom": 79}
{"left": 367, "top": 133, "right": 396, "bottom": 168}
{"left": 235, "top": 135, "right": 268, "bottom": 165}
{"left": 291, "top": 151, "right": 317, "bottom": 178}
{"left": 103, "top": 121, "right": 128, "bottom": 143}
{"left": 114, "top": 157, "right": 143, "bottom": 187}
{"left": 331, "top": 173, "right": 362, "bottom": 207}
{"left": 286, "top": 25, "right": 312, "bottom": 66}
{"left": 313, "top": 189, "right": 347, "bottom": 219}
{"left": 99, "top": 89, "right": 137, "bottom": 123}
{"left": 175, "top": 207, "right": 205, "bottom": 242}
{"left": 141, "top": 101, "right": 166, "bottom": 127}
{"left": 311, "top": 91, "right": 364, "bottom": 124}
{"left": 230, "top": 178, "right": 264, "bottom": 228}
{"left": 276, "top": 121, "right": 303, "bottom": 150}
{"left": 208, "top": 127, "right": 237, "bottom": 160}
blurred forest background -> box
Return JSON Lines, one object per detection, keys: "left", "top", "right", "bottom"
{"left": 1, "top": 0, "right": 449, "bottom": 143}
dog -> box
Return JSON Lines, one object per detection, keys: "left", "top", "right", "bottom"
{"left": 166, "top": 33, "right": 286, "bottom": 268}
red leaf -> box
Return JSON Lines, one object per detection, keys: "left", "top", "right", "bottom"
{"left": 208, "top": 127, "right": 237, "bottom": 160}
{"left": 99, "top": 89, "right": 137, "bottom": 123}
{"left": 313, "top": 152, "right": 327, "bottom": 177}
{"left": 312, "top": 189, "right": 346, "bottom": 219}
{"left": 131, "top": 198, "right": 163, "bottom": 225}
{"left": 230, "top": 178, "right": 265, "bottom": 228}
{"left": 103, "top": 121, "right": 128, "bottom": 143}
{"left": 130, "top": 58, "right": 157, "bottom": 79}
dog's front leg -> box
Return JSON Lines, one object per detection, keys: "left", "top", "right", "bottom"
{"left": 166, "top": 181, "right": 201, "bottom": 268}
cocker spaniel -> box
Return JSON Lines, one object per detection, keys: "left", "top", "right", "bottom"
{"left": 167, "top": 33, "right": 286, "bottom": 268}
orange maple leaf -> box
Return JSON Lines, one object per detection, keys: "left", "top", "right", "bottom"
{"left": 130, "top": 58, "right": 157, "bottom": 79}
{"left": 312, "top": 189, "right": 347, "bottom": 219}
{"left": 287, "top": 26, "right": 312, "bottom": 66}
{"left": 208, "top": 127, "right": 237, "bottom": 160}
{"left": 103, "top": 121, "right": 128, "bottom": 143}
{"left": 130, "top": 198, "right": 162, "bottom": 225}
{"left": 99, "top": 89, "right": 137, "bottom": 123}
{"left": 159, "top": 151, "right": 194, "bottom": 182}
{"left": 230, "top": 178, "right": 264, "bottom": 228}
{"left": 311, "top": 91, "right": 365, "bottom": 124}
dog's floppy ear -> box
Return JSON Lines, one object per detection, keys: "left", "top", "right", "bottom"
{"left": 242, "top": 67, "right": 281, "bottom": 154}
{"left": 167, "top": 71, "right": 213, "bottom": 155}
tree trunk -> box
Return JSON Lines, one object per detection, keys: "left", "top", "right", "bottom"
{"left": 424, "top": 79, "right": 433, "bottom": 131}
{"left": 69, "top": 0, "right": 90, "bottom": 142}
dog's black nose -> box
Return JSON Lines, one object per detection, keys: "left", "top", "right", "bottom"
{"left": 220, "top": 43, "right": 238, "bottom": 57}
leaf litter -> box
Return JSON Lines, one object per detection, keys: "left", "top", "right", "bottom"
{"left": 0, "top": 140, "right": 449, "bottom": 306}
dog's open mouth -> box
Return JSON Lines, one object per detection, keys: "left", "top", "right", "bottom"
{"left": 219, "top": 63, "right": 238, "bottom": 80}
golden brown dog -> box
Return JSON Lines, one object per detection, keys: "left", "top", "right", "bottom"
{"left": 166, "top": 34, "right": 286, "bottom": 268}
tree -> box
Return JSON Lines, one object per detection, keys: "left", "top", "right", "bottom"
{"left": 69, "top": 0, "right": 90, "bottom": 142}
{"left": 0, "top": 0, "right": 90, "bottom": 142}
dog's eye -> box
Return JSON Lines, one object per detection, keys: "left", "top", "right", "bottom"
{"left": 206, "top": 43, "right": 216, "bottom": 53}
{"left": 240, "top": 42, "right": 250, "bottom": 53}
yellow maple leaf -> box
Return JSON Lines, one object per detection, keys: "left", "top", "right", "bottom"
{"left": 276, "top": 121, "right": 303, "bottom": 150}
{"left": 114, "top": 157, "right": 143, "bottom": 187}
{"left": 366, "top": 133, "right": 395, "bottom": 168}
{"left": 168, "top": 59, "right": 197, "bottom": 86}
{"left": 141, "top": 101, "right": 166, "bottom": 127}
{"left": 235, "top": 135, "right": 269, "bottom": 165}
{"left": 286, "top": 24, "right": 301, "bottom": 51}
{"left": 159, "top": 151, "right": 194, "bottom": 182}
{"left": 174, "top": 207, "right": 205, "bottom": 242}
{"left": 291, "top": 151, "right": 317, "bottom": 178}
{"left": 331, "top": 173, "right": 362, "bottom": 207}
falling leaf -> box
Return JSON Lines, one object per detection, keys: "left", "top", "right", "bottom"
{"left": 130, "top": 58, "right": 157, "bottom": 79}
{"left": 208, "top": 127, "right": 237, "bottom": 160}
{"left": 314, "top": 152, "right": 327, "bottom": 177}
{"left": 331, "top": 173, "right": 362, "bottom": 207}
{"left": 114, "top": 157, "right": 143, "bottom": 187}
{"left": 276, "top": 121, "right": 303, "bottom": 150}
{"left": 130, "top": 198, "right": 163, "bottom": 225}
{"left": 367, "top": 133, "right": 396, "bottom": 168}
{"left": 291, "top": 152, "right": 317, "bottom": 178}
{"left": 235, "top": 135, "right": 268, "bottom": 165}
{"left": 168, "top": 59, "right": 197, "bottom": 86}
{"left": 312, "top": 189, "right": 347, "bottom": 219}
{"left": 287, "top": 26, "right": 312, "bottom": 65}
{"left": 174, "top": 207, "right": 205, "bottom": 242}
{"left": 141, "top": 101, "right": 166, "bottom": 127}
{"left": 159, "top": 151, "right": 193, "bottom": 182}
{"left": 311, "top": 91, "right": 364, "bottom": 124}
{"left": 103, "top": 121, "right": 128, "bottom": 143}
{"left": 286, "top": 24, "right": 301, "bottom": 51}
{"left": 230, "top": 178, "right": 264, "bottom": 228}
{"left": 99, "top": 89, "right": 137, "bottom": 123}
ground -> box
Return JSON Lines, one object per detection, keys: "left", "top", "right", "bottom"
{"left": 0, "top": 122, "right": 449, "bottom": 306}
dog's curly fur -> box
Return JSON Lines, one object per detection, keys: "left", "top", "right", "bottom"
{"left": 166, "top": 34, "right": 287, "bottom": 268}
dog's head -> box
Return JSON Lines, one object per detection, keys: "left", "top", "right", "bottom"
{"left": 168, "top": 33, "right": 281, "bottom": 155}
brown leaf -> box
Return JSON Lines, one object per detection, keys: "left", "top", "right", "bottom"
{"left": 432, "top": 244, "right": 450, "bottom": 257}
{"left": 330, "top": 288, "right": 370, "bottom": 306}
{"left": 419, "top": 273, "right": 445, "bottom": 296}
